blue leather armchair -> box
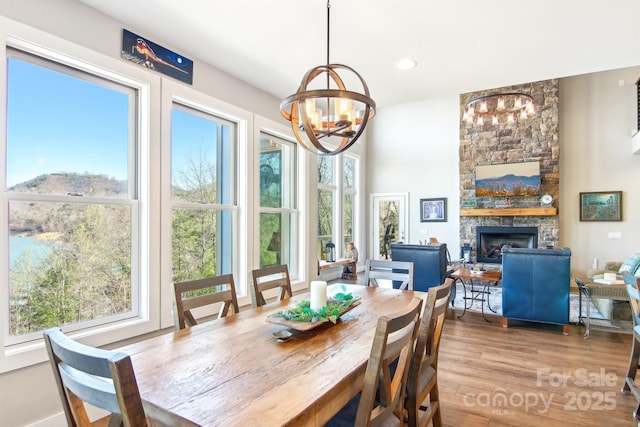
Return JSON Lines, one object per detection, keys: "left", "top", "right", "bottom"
{"left": 501, "top": 247, "right": 571, "bottom": 334}
{"left": 390, "top": 243, "right": 449, "bottom": 292}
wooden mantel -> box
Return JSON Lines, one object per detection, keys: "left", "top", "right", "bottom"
{"left": 460, "top": 207, "right": 557, "bottom": 217}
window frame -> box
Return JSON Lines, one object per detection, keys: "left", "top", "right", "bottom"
{"left": 317, "top": 153, "right": 361, "bottom": 261}
{"left": 159, "top": 81, "right": 251, "bottom": 328}
{"left": 253, "top": 115, "right": 308, "bottom": 292}
{"left": 258, "top": 130, "right": 298, "bottom": 273}
{"left": 0, "top": 22, "right": 161, "bottom": 373}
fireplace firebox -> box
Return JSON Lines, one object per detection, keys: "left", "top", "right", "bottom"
{"left": 476, "top": 226, "right": 538, "bottom": 264}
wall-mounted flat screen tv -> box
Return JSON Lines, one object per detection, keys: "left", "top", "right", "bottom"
{"left": 475, "top": 161, "right": 541, "bottom": 197}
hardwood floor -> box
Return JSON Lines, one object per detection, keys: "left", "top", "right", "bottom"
{"left": 438, "top": 307, "right": 638, "bottom": 426}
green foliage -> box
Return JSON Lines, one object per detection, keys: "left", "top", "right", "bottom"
{"left": 9, "top": 203, "right": 132, "bottom": 336}
{"left": 270, "top": 293, "right": 357, "bottom": 324}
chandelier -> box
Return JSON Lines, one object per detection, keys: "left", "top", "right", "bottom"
{"left": 280, "top": 1, "right": 376, "bottom": 155}
{"left": 463, "top": 93, "right": 534, "bottom": 126}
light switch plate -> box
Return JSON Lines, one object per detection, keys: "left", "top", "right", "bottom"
{"left": 608, "top": 232, "right": 622, "bottom": 239}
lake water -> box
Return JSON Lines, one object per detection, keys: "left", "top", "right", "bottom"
{"left": 9, "top": 235, "right": 50, "bottom": 267}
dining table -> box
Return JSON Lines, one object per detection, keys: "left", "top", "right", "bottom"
{"left": 118, "top": 283, "right": 427, "bottom": 426}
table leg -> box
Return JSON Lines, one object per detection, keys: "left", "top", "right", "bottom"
{"left": 485, "top": 281, "right": 498, "bottom": 314}
{"left": 584, "top": 290, "right": 591, "bottom": 339}
{"left": 457, "top": 278, "right": 492, "bottom": 322}
{"left": 456, "top": 278, "right": 469, "bottom": 319}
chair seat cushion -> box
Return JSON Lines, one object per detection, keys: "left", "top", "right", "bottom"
{"left": 619, "top": 253, "right": 640, "bottom": 276}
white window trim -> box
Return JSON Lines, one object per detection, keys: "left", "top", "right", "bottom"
{"left": 254, "top": 115, "right": 308, "bottom": 293}
{"left": 159, "top": 79, "right": 252, "bottom": 328}
{"left": 0, "top": 17, "right": 161, "bottom": 373}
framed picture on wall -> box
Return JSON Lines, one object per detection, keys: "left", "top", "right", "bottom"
{"left": 420, "top": 198, "right": 447, "bottom": 222}
{"left": 579, "top": 191, "right": 622, "bottom": 221}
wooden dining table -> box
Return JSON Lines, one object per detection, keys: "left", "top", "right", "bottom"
{"left": 118, "top": 283, "right": 427, "bottom": 426}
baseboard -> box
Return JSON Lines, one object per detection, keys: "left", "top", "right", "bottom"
{"left": 25, "top": 406, "right": 109, "bottom": 427}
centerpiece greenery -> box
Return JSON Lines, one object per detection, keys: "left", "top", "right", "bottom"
{"left": 270, "top": 290, "right": 357, "bottom": 324}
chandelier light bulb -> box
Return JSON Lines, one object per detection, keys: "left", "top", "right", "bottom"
{"left": 507, "top": 113, "right": 514, "bottom": 123}
{"left": 497, "top": 97, "right": 505, "bottom": 111}
{"left": 477, "top": 115, "right": 484, "bottom": 126}
{"left": 514, "top": 97, "right": 522, "bottom": 109}
{"left": 492, "top": 115, "right": 499, "bottom": 125}
{"left": 479, "top": 100, "right": 488, "bottom": 113}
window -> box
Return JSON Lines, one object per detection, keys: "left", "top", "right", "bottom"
{"left": 317, "top": 156, "right": 335, "bottom": 259}
{"left": 171, "top": 104, "right": 236, "bottom": 282}
{"left": 259, "top": 132, "right": 297, "bottom": 269}
{"left": 343, "top": 156, "right": 356, "bottom": 252}
{"left": 317, "top": 154, "right": 360, "bottom": 260}
{"left": 5, "top": 49, "right": 140, "bottom": 345}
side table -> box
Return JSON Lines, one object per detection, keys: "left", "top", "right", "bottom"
{"left": 575, "top": 277, "right": 629, "bottom": 338}
{"left": 450, "top": 268, "right": 502, "bottom": 322}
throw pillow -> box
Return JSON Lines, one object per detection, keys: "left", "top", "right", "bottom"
{"left": 618, "top": 252, "right": 640, "bottom": 276}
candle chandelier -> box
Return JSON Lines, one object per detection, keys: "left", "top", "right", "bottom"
{"left": 463, "top": 93, "right": 535, "bottom": 126}
{"left": 280, "top": 0, "right": 376, "bottom": 156}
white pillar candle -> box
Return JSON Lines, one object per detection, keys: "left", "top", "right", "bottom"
{"left": 310, "top": 281, "right": 327, "bottom": 311}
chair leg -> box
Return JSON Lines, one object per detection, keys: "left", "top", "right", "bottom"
{"left": 623, "top": 337, "right": 640, "bottom": 394}
{"left": 431, "top": 382, "right": 442, "bottom": 427}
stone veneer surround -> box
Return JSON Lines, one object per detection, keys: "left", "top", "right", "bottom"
{"left": 459, "top": 80, "right": 560, "bottom": 261}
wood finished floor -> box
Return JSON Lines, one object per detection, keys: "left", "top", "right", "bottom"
{"left": 438, "top": 307, "right": 638, "bottom": 426}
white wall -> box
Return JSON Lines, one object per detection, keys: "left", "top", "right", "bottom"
{"left": 560, "top": 66, "right": 640, "bottom": 273}
{"left": 367, "top": 97, "right": 461, "bottom": 256}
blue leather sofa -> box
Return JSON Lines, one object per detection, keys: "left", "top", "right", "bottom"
{"left": 501, "top": 247, "right": 571, "bottom": 334}
{"left": 390, "top": 243, "right": 449, "bottom": 292}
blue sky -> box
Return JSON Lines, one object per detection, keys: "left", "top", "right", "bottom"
{"left": 7, "top": 57, "right": 220, "bottom": 189}
{"left": 7, "top": 58, "right": 130, "bottom": 187}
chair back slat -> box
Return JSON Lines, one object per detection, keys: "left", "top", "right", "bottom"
{"left": 364, "top": 259, "right": 415, "bottom": 290}
{"left": 173, "top": 274, "right": 239, "bottom": 330}
{"left": 251, "top": 264, "right": 292, "bottom": 307}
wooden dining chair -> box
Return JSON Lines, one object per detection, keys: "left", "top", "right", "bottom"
{"left": 250, "top": 264, "right": 293, "bottom": 307}
{"left": 622, "top": 282, "right": 640, "bottom": 419}
{"left": 406, "top": 278, "right": 453, "bottom": 427}
{"left": 350, "top": 297, "right": 423, "bottom": 426}
{"left": 327, "top": 298, "right": 424, "bottom": 426}
{"left": 364, "top": 259, "right": 415, "bottom": 290}
{"left": 43, "top": 328, "right": 191, "bottom": 427}
{"left": 173, "top": 274, "right": 240, "bottom": 330}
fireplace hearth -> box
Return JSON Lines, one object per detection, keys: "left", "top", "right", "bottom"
{"left": 476, "top": 226, "right": 538, "bottom": 264}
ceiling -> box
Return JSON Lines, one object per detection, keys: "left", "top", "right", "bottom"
{"left": 76, "top": 0, "right": 640, "bottom": 109}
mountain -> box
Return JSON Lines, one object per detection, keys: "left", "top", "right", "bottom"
{"left": 475, "top": 173, "right": 540, "bottom": 196}
{"left": 9, "top": 173, "right": 126, "bottom": 197}
{"left": 9, "top": 173, "right": 127, "bottom": 235}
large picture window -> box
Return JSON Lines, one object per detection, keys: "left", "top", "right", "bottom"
{"left": 171, "top": 104, "right": 236, "bottom": 282}
{"left": 5, "top": 49, "right": 139, "bottom": 345}
{"left": 317, "top": 154, "right": 360, "bottom": 261}
{"left": 259, "top": 132, "right": 297, "bottom": 270}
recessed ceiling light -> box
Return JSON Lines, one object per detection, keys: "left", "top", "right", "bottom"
{"left": 397, "top": 58, "right": 417, "bottom": 70}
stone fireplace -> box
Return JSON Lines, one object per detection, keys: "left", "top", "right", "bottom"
{"left": 459, "top": 79, "right": 560, "bottom": 263}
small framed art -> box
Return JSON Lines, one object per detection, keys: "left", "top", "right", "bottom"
{"left": 579, "top": 191, "right": 622, "bottom": 221}
{"left": 420, "top": 198, "right": 447, "bottom": 222}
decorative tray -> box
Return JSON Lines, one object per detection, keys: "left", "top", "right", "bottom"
{"left": 267, "top": 299, "right": 361, "bottom": 331}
